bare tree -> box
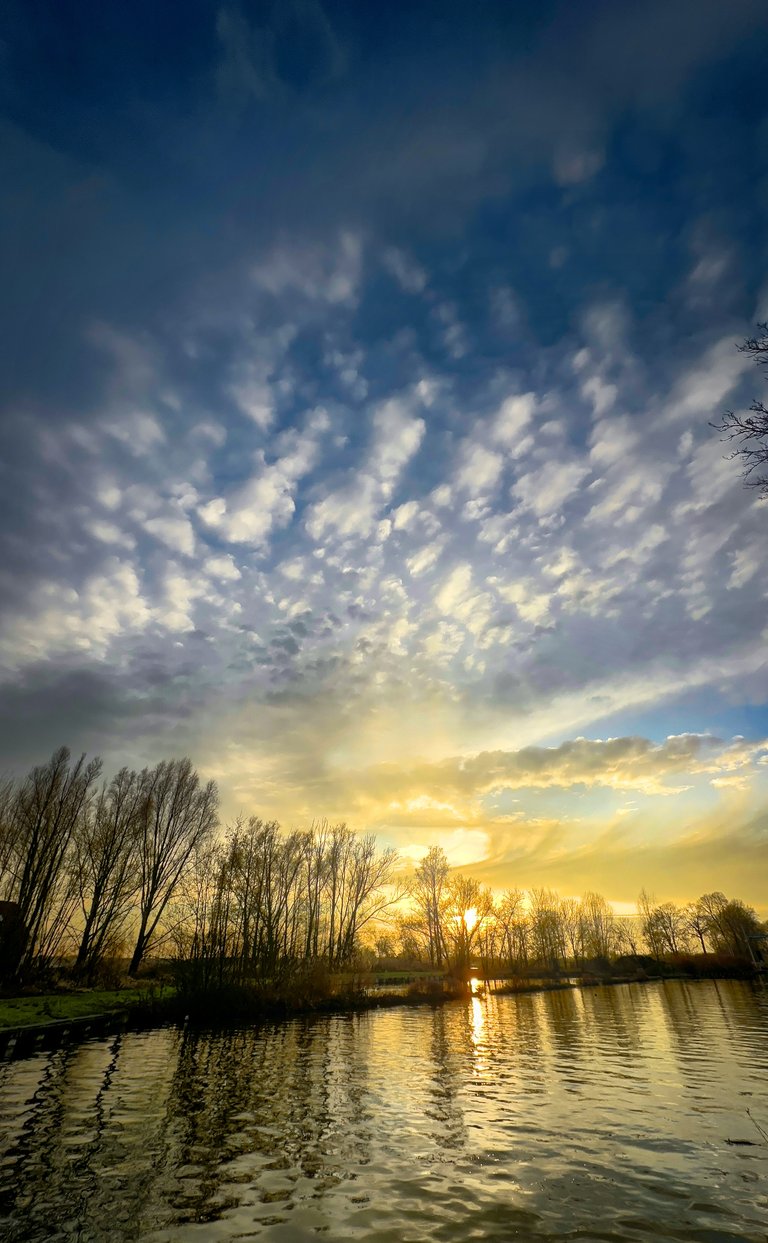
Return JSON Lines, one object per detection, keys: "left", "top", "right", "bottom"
{"left": 129, "top": 758, "right": 219, "bottom": 976}
{"left": 714, "top": 325, "right": 768, "bottom": 495}
{"left": 411, "top": 846, "right": 450, "bottom": 968}
{"left": 642, "top": 899, "right": 689, "bottom": 956}
{"left": 696, "top": 891, "right": 763, "bottom": 958}
{"left": 328, "top": 831, "right": 401, "bottom": 967}
{"left": 613, "top": 916, "right": 641, "bottom": 957}
{"left": 0, "top": 778, "right": 16, "bottom": 880}
{"left": 74, "top": 768, "right": 146, "bottom": 977}
{"left": 581, "top": 891, "right": 617, "bottom": 961}
{"left": 529, "top": 888, "right": 566, "bottom": 970}
{"left": 0, "top": 747, "right": 102, "bottom": 978}
{"left": 441, "top": 874, "right": 494, "bottom": 973}
{"left": 495, "top": 888, "right": 529, "bottom": 972}
{"left": 684, "top": 900, "right": 710, "bottom": 954}
{"left": 559, "top": 897, "right": 587, "bottom": 966}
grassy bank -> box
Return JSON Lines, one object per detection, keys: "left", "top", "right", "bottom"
{"left": 0, "top": 985, "right": 173, "bottom": 1030}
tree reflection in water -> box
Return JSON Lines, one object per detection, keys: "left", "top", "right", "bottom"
{"left": 0, "top": 980, "right": 766, "bottom": 1242}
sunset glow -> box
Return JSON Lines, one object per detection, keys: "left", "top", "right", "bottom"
{"left": 0, "top": 0, "right": 766, "bottom": 917}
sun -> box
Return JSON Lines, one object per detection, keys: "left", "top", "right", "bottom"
{"left": 462, "top": 906, "right": 478, "bottom": 931}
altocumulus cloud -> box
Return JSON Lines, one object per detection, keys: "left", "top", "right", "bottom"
{"left": 0, "top": 0, "right": 767, "bottom": 906}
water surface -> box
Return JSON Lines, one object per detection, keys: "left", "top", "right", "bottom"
{"left": 1, "top": 979, "right": 766, "bottom": 1241}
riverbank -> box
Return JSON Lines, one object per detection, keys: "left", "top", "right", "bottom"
{"left": 0, "top": 984, "right": 174, "bottom": 1057}
{"left": 1, "top": 961, "right": 761, "bottom": 1058}
{"left": 0, "top": 985, "right": 174, "bottom": 1030}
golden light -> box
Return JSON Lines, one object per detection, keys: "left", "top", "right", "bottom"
{"left": 462, "top": 906, "right": 478, "bottom": 931}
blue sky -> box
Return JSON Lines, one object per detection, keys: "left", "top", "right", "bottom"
{"left": 1, "top": 0, "right": 767, "bottom": 907}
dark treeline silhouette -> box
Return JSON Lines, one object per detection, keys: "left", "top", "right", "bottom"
{"left": 0, "top": 748, "right": 217, "bottom": 983}
{"left": 174, "top": 815, "right": 401, "bottom": 998}
{"left": 394, "top": 847, "right": 765, "bottom": 981}
{"left": 0, "top": 750, "right": 764, "bottom": 997}
{"left": 0, "top": 747, "right": 401, "bottom": 992}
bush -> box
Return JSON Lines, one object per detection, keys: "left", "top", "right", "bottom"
{"left": 612, "top": 954, "right": 662, "bottom": 977}
{"left": 582, "top": 956, "right": 612, "bottom": 977}
{"left": 90, "top": 957, "right": 125, "bottom": 991}
{"left": 406, "top": 977, "right": 467, "bottom": 1002}
{"left": 670, "top": 952, "right": 756, "bottom": 979}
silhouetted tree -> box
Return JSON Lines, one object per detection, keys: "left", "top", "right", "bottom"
{"left": 74, "top": 768, "right": 146, "bottom": 976}
{"left": 613, "top": 915, "right": 641, "bottom": 957}
{"left": 685, "top": 899, "right": 710, "bottom": 954}
{"left": 0, "top": 747, "right": 102, "bottom": 978}
{"left": 494, "top": 887, "right": 529, "bottom": 971}
{"left": 715, "top": 325, "right": 768, "bottom": 495}
{"left": 581, "top": 891, "right": 618, "bottom": 961}
{"left": 442, "top": 874, "right": 494, "bottom": 972}
{"left": 326, "top": 829, "right": 400, "bottom": 967}
{"left": 411, "top": 846, "right": 450, "bottom": 968}
{"left": 129, "top": 758, "right": 219, "bottom": 975}
{"left": 695, "top": 890, "right": 763, "bottom": 958}
{"left": 529, "top": 887, "right": 567, "bottom": 970}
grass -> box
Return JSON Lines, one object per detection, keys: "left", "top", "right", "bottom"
{"left": 0, "top": 986, "right": 173, "bottom": 1030}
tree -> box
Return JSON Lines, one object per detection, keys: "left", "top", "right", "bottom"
{"left": 495, "top": 888, "right": 529, "bottom": 971}
{"left": 442, "top": 874, "right": 494, "bottom": 973}
{"left": 73, "top": 768, "right": 146, "bottom": 977}
{"left": 411, "top": 846, "right": 450, "bottom": 968}
{"left": 1, "top": 747, "right": 102, "bottom": 978}
{"left": 129, "top": 758, "right": 219, "bottom": 975}
{"left": 684, "top": 899, "right": 710, "bottom": 954}
{"left": 696, "top": 891, "right": 763, "bottom": 958}
{"left": 649, "top": 902, "right": 689, "bottom": 956}
{"left": 715, "top": 325, "right": 768, "bottom": 496}
{"left": 580, "top": 891, "right": 618, "bottom": 961}
{"left": 529, "top": 888, "right": 566, "bottom": 970}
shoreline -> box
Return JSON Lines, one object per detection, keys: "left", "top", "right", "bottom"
{"left": 1, "top": 967, "right": 762, "bottom": 1059}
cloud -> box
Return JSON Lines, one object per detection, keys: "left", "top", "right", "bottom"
{"left": 252, "top": 232, "right": 363, "bottom": 307}
{"left": 455, "top": 442, "right": 504, "bottom": 496}
{"left": 382, "top": 247, "right": 427, "bottom": 294}
{"left": 0, "top": 560, "right": 151, "bottom": 670}
{"left": 105, "top": 412, "right": 166, "bottom": 456}
{"left": 339, "top": 734, "right": 768, "bottom": 809}
{"left": 552, "top": 144, "right": 604, "bottom": 187}
{"left": 666, "top": 336, "right": 751, "bottom": 424}
{"left": 144, "top": 515, "right": 196, "bottom": 557}
{"left": 205, "top": 554, "right": 242, "bottom": 582}
{"left": 1, "top": 0, "right": 768, "bottom": 913}
{"left": 493, "top": 394, "right": 536, "bottom": 449}
{"left": 305, "top": 396, "right": 425, "bottom": 541}
{"left": 512, "top": 460, "right": 591, "bottom": 518}
{"left": 200, "top": 432, "right": 319, "bottom": 547}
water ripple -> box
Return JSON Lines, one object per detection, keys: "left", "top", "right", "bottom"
{"left": 0, "top": 980, "right": 766, "bottom": 1241}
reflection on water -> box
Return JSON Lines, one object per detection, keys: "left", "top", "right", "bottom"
{"left": 1, "top": 980, "right": 767, "bottom": 1241}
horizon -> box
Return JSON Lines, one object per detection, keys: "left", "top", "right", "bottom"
{"left": 1, "top": 0, "right": 767, "bottom": 916}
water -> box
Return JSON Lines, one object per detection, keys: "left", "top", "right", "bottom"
{"left": 1, "top": 979, "right": 766, "bottom": 1242}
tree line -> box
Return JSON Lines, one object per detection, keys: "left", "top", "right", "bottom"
{"left": 0, "top": 748, "right": 218, "bottom": 981}
{"left": 0, "top": 748, "right": 764, "bottom": 988}
{"left": 0, "top": 746, "right": 400, "bottom": 987}
{"left": 392, "top": 846, "right": 764, "bottom": 976}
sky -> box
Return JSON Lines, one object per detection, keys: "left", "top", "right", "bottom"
{"left": 1, "top": 0, "right": 767, "bottom": 911}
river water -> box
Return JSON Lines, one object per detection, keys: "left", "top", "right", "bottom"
{"left": 0, "top": 979, "right": 766, "bottom": 1242}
